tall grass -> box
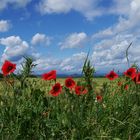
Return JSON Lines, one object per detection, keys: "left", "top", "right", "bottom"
{"left": 0, "top": 57, "right": 140, "bottom": 140}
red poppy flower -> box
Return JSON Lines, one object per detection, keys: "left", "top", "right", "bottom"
{"left": 50, "top": 83, "right": 62, "bottom": 96}
{"left": 96, "top": 95, "right": 103, "bottom": 102}
{"left": 124, "top": 85, "right": 129, "bottom": 90}
{"left": 1, "top": 60, "right": 16, "bottom": 76}
{"left": 42, "top": 70, "right": 56, "bottom": 80}
{"left": 132, "top": 75, "right": 137, "bottom": 84}
{"left": 75, "top": 86, "right": 88, "bottom": 95}
{"left": 136, "top": 73, "right": 140, "bottom": 84}
{"left": 65, "top": 77, "right": 76, "bottom": 89}
{"left": 124, "top": 67, "right": 136, "bottom": 79}
{"left": 106, "top": 71, "right": 118, "bottom": 80}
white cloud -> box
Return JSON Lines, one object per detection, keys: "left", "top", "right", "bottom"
{"left": 61, "top": 65, "right": 74, "bottom": 71}
{"left": 90, "top": 0, "right": 140, "bottom": 74}
{"left": 36, "top": 0, "right": 140, "bottom": 21}
{"left": 0, "top": 0, "right": 32, "bottom": 11}
{"left": 37, "top": 0, "right": 103, "bottom": 20}
{"left": 0, "top": 36, "right": 29, "bottom": 62}
{"left": 110, "top": 0, "right": 140, "bottom": 18}
{"left": 91, "top": 34, "right": 140, "bottom": 73}
{"left": 60, "top": 52, "right": 87, "bottom": 72}
{"left": 110, "top": 0, "right": 132, "bottom": 16}
{"left": 0, "top": 20, "right": 11, "bottom": 32}
{"left": 92, "top": 27, "right": 114, "bottom": 39}
{"left": 34, "top": 57, "right": 61, "bottom": 72}
{"left": 93, "top": 0, "right": 140, "bottom": 39}
{"left": 32, "top": 52, "right": 87, "bottom": 73}
{"left": 60, "top": 32, "right": 87, "bottom": 49}
{"left": 31, "top": 33, "right": 51, "bottom": 46}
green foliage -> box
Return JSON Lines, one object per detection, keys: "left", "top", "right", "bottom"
{"left": 20, "top": 57, "right": 37, "bottom": 77}
{"left": 0, "top": 79, "right": 140, "bottom": 139}
{"left": 82, "top": 52, "right": 95, "bottom": 92}
{"left": 131, "top": 63, "right": 140, "bottom": 72}
{"left": 0, "top": 56, "right": 140, "bottom": 139}
{"left": 17, "top": 57, "right": 37, "bottom": 90}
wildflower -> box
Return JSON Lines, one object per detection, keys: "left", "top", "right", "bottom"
{"left": 50, "top": 83, "right": 62, "bottom": 96}
{"left": 124, "top": 85, "right": 129, "bottom": 90}
{"left": 1, "top": 60, "right": 16, "bottom": 76}
{"left": 124, "top": 67, "right": 136, "bottom": 79}
{"left": 65, "top": 77, "right": 76, "bottom": 89}
{"left": 106, "top": 71, "right": 118, "bottom": 80}
{"left": 136, "top": 73, "right": 140, "bottom": 84}
{"left": 96, "top": 95, "right": 103, "bottom": 102}
{"left": 132, "top": 75, "right": 137, "bottom": 84}
{"left": 75, "top": 86, "right": 88, "bottom": 95}
{"left": 42, "top": 70, "right": 56, "bottom": 80}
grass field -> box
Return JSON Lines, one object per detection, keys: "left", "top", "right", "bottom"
{"left": 0, "top": 75, "right": 140, "bottom": 139}
{"left": 0, "top": 58, "right": 140, "bottom": 139}
{"left": 0, "top": 77, "right": 107, "bottom": 95}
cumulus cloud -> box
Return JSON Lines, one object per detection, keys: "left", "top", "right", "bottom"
{"left": 32, "top": 52, "right": 87, "bottom": 74}
{"left": 93, "top": 0, "right": 140, "bottom": 39}
{"left": 0, "top": 20, "right": 11, "bottom": 32}
{"left": 59, "top": 32, "right": 87, "bottom": 49}
{"left": 92, "top": 27, "right": 114, "bottom": 39}
{"left": 0, "top": 36, "right": 29, "bottom": 62}
{"left": 60, "top": 52, "right": 87, "bottom": 72}
{"left": 36, "top": 0, "right": 140, "bottom": 21}
{"left": 34, "top": 57, "right": 61, "bottom": 72}
{"left": 91, "top": 34, "right": 140, "bottom": 73}
{"left": 0, "top": 0, "right": 32, "bottom": 11}
{"left": 37, "top": 0, "right": 103, "bottom": 20}
{"left": 31, "top": 33, "right": 51, "bottom": 46}
{"left": 109, "top": 0, "right": 131, "bottom": 15}
{"left": 91, "top": 0, "right": 140, "bottom": 73}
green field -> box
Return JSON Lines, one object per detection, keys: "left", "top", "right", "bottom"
{"left": 0, "top": 77, "right": 108, "bottom": 95}
{"left": 0, "top": 75, "right": 140, "bottom": 139}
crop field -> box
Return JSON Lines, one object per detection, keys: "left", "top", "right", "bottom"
{"left": 0, "top": 77, "right": 107, "bottom": 95}
{"left": 0, "top": 58, "right": 140, "bottom": 140}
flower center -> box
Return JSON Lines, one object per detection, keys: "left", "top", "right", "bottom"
{"left": 110, "top": 74, "right": 114, "bottom": 78}
{"left": 8, "top": 66, "right": 13, "bottom": 71}
{"left": 67, "top": 81, "right": 72, "bottom": 85}
{"left": 54, "top": 86, "right": 60, "bottom": 91}
{"left": 127, "top": 71, "right": 132, "bottom": 76}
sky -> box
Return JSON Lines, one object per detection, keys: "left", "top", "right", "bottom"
{"left": 0, "top": 0, "right": 140, "bottom": 75}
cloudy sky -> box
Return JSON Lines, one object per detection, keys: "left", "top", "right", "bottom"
{"left": 0, "top": 0, "right": 140, "bottom": 75}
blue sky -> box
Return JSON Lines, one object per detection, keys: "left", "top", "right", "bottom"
{"left": 0, "top": 0, "right": 140, "bottom": 75}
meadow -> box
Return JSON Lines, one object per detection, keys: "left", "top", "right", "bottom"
{"left": 0, "top": 77, "right": 107, "bottom": 95}
{"left": 0, "top": 57, "right": 140, "bottom": 140}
